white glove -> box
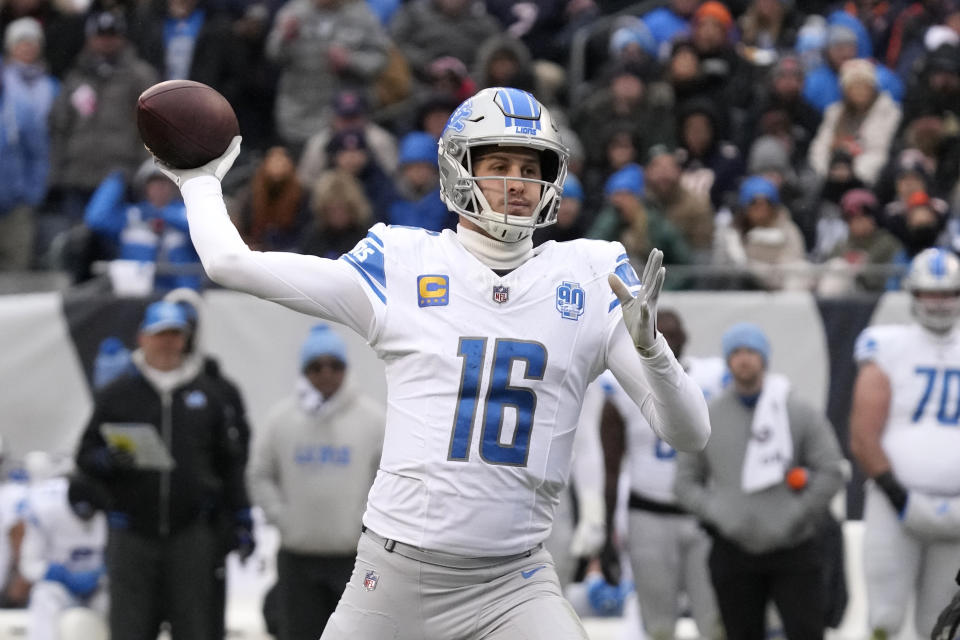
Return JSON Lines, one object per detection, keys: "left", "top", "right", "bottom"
{"left": 608, "top": 248, "right": 665, "bottom": 353}
{"left": 155, "top": 135, "right": 242, "bottom": 188}
{"left": 569, "top": 491, "right": 606, "bottom": 557}
{"left": 902, "top": 491, "right": 960, "bottom": 541}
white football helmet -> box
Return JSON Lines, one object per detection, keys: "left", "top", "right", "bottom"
{"left": 906, "top": 248, "right": 960, "bottom": 333}
{"left": 438, "top": 87, "right": 569, "bottom": 242}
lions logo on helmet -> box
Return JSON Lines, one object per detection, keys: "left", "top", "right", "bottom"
{"left": 438, "top": 87, "right": 569, "bottom": 243}
{"left": 906, "top": 248, "right": 960, "bottom": 333}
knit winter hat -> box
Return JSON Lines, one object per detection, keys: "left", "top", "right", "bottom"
{"left": 694, "top": 1, "right": 733, "bottom": 29}
{"left": 747, "top": 136, "right": 790, "bottom": 175}
{"left": 398, "top": 131, "right": 438, "bottom": 166}
{"left": 739, "top": 175, "right": 780, "bottom": 206}
{"left": 722, "top": 322, "right": 770, "bottom": 365}
{"left": 839, "top": 58, "right": 877, "bottom": 89}
{"left": 604, "top": 164, "right": 645, "bottom": 198}
{"left": 300, "top": 324, "right": 347, "bottom": 371}
{"left": 562, "top": 173, "right": 584, "bottom": 201}
{"left": 4, "top": 17, "right": 43, "bottom": 51}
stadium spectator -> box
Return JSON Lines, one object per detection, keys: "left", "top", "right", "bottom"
{"left": 47, "top": 10, "right": 157, "bottom": 223}
{"left": 676, "top": 98, "right": 745, "bottom": 211}
{"left": 300, "top": 170, "right": 371, "bottom": 260}
{"left": 642, "top": 144, "right": 715, "bottom": 264}
{"left": 746, "top": 134, "right": 820, "bottom": 252}
{"left": 849, "top": 248, "right": 960, "bottom": 640}
{"left": 802, "top": 17, "right": 903, "bottom": 113}
{"left": 324, "top": 127, "right": 394, "bottom": 223}
{"left": 297, "top": 89, "right": 399, "bottom": 187}
{"left": 389, "top": 0, "right": 502, "bottom": 83}
{"left": 387, "top": 131, "right": 450, "bottom": 232}
{"left": 742, "top": 54, "right": 822, "bottom": 165}
{"left": 640, "top": 0, "right": 699, "bottom": 59}
{"left": 83, "top": 161, "right": 202, "bottom": 291}
{"left": 573, "top": 61, "right": 674, "bottom": 197}
{"left": 588, "top": 163, "right": 692, "bottom": 273}
{"left": 133, "top": 0, "right": 243, "bottom": 103}
{"left": 714, "top": 175, "right": 810, "bottom": 290}
{"left": 247, "top": 323, "right": 384, "bottom": 640}
{"left": 675, "top": 322, "right": 846, "bottom": 640}
{"left": 808, "top": 58, "right": 901, "bottom": 187}
{"left": 818, "top": 188, "right": 902, "bottom": 294}
{"left": 737, "top": 0, "right": 804, "bottom": 53}
{"left": 473, "top": 34, "right": 535, "bottom": 93}
{"left": 3, "top": 18, "right": 57, "bottom": 128}
{"left": 0, "top": 0, "right": 84, "bottom": 79}
{"left": 233, "top": 146, "right": 309, "bottom": 252}
{"left": 265, "top": 0, "right": 388, "bottom": 147}
{"left": 0, "top": 19, "right": 51, "bottom": 271}
{"left": 19, "top": 474, "right": 108, "bottom": 640}
{"left": 75, "top": 300, "right": 254, "bottom": 640}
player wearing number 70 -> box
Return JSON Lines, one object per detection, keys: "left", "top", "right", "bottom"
{"left": 850, "top": 247, "right": 960, "bottom": 640}
{"left": 156, "top": 86, "right": 710, "bottom": 640}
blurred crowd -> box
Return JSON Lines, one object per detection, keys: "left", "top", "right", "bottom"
{"left": 1, "top": 0, "right": 960, "bottom": 293}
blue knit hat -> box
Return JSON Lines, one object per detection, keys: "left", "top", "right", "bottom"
{"left": 604, "top": 163, "right": 644, "bottom": 198}
{"left": 739, "top": 175, "right": 779, "bottom": 207}
{"left": 398, "top": 131, "right": 438, "bottom": 166}
{"left": 722, "top": 322, "right": 770, "bottom": 365}
{"left": 563, "top": 174, "right": 584, "bottom": 201}
{"left": 300, "top": 324, "right": 348, "bottom": 371}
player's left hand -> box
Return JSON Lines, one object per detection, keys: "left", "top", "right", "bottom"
{"left": 608, "top": 248, "right": 665, "bottom": 353}
{"left": 155, "top": 135, "right": 242, "bottom": 188}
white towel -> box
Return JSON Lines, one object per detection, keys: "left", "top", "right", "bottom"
{"left": 741, "top": 373, "right": 793, "bottom": 493}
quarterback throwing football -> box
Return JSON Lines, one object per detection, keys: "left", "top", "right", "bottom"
{"left": 157, "top": 87, "right": 711, "bottom": 639}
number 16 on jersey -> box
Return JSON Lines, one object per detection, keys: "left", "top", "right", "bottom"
{"left": 448, "top": 338, "right": 547, "bottom": 467}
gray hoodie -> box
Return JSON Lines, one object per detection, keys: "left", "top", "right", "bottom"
{"left": 247, "top": 380, "right": 384, "bottom": 555}
{"left": 674, "top": 384, "right": 845, "bottom": 554}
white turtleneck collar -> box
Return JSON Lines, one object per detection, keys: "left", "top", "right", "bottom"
{"left": 456, "top": 223, "right": 534, "bottom": 271}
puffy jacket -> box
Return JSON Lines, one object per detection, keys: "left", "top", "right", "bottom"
{"left": 75, "top": 353, "right": 250, "bottom": 538}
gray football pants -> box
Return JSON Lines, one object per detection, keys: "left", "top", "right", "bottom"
{"left": 320, "top": 529, "right": 589, "bottom": 640}
{"left": 627, "top": 510, "right": 721, "bottom": 640}
{"left": 863, "top": 483, "right": 960, "bottom": 638}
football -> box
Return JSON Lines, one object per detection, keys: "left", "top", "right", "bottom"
{"left": 136, "top": 80, "right": 239, "bottom": 169}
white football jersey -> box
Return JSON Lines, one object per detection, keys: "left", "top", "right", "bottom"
{"left": 597, "top": 356, "right": 727, "bottom": 503}
{"left": 855, "top": 324, "right": 960, "bottom": 494}
{"left": 19, "top": 477, "right": 107, "bottom": 583}
{"left": 344, "top": 224, "right": 642, "bottom": 555}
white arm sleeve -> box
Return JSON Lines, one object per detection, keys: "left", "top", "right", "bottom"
{"left": 605, "top": 324, "right": 710, "bottom": 452}
{"left": 182, "top": 177, "right": 375, "bottom": 339}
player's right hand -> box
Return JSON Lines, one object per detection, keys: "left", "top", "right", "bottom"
{"left": 608, "top": 248, "right": 665, "bottom": 353}
{"left": 155, "top": 135, "right": 242, "bottom": 188}
{"left": 598, "top": 540, "right": 621, "bottom": 587}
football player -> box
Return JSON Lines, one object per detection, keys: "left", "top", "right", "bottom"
{"left": 19, "top": 475, "right": 108, "bottom": 640}
{"left": 851, "top": 247, "right": 960, "bottom": 640}
{"left": 157, "top": 86, "right": 710, "bottom": 639}
{"left": 591, "top": 309, "right": 725, "bottom": 640}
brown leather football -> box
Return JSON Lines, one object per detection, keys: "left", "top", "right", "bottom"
{"left": 136, "top": 80, "right": 239, "bottom": 170}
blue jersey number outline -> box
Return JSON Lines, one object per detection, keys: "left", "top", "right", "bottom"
{"left": 912, "top": 366, "right": 960, "bottom": 425}
{"left": 448, "top": 338, "right": 547, "bottom": 466}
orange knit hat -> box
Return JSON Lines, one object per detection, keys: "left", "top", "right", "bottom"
{"left": 694, "top": 1, "right": 733, "bottom": 29}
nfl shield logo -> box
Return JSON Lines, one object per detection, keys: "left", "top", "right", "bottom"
{"left": 492, "top": 285, "right": 509, "bottom": 304}
{"left": 363, "top": 570, "right": 379, "bottom": 591}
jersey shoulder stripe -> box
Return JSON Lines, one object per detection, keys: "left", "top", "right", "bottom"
{"left": 340, "top": 228, "right": 388, "bottom": 304}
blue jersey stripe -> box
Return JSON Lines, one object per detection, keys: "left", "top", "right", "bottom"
{"left": 609, "top": 298, "right": 620, "bottom": 312}
{"left": 366, "top": 230, "right": 384, "bottom": 248}
{"left": 616, "top": 253, "right": 628, "bottom": 262}
{"left": 342, "top": 254, "right": 386, "bottom": 304}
